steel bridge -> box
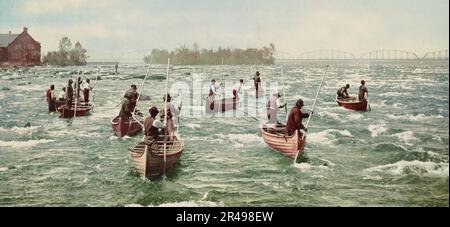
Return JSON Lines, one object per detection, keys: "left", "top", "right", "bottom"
{"left": 422, "top": 50, "right": 449, "bottom": 60}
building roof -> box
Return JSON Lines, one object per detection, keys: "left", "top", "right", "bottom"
{"left": 0, "top": 34, "right": 20, "bottom": 47}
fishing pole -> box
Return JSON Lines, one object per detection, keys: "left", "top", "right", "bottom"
{"left": 294, "top": 65, "right": 329, "bottom": 164}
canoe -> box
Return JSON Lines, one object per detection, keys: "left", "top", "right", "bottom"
{"left": 111, "top": 114, "right": 143, "bottom": 137}
{"left": 205, "top": 98, "right": 238, "bottom": 114}
{"left": 335, "top": 96, "right": 367, "bottom": 111}
{"left": 129, "top": 136, "right": 184, "bottom": 178}
{"left": 57, "top": 103, "right": 93, "bottom": 118}
{"left": 260, "top": 125, "right": 305, "bottom": 158}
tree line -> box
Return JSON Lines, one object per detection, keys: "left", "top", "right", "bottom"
{"left": 144, "top": 43, "right": 276, "bottom": 65}
{"left": 42, "top": 37, "right": 88, "bottom": 66}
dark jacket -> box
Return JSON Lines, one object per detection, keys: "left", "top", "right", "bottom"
{"left": 286, "top": 107, "right": 310, "bottom": 136}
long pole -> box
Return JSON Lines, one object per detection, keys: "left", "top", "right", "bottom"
{"left": 163, "top": 58, "right": 170, "bottom": 177}
{"left": 131, "top": 57, "right": 153, "bottom": 130}
{"left": 176, "top": 95, "right": 182, "bottom": 135}
{"left": 294, "top": 65, "right": 329, "bottom": 163}
{"left": 281, "top": 65, "right": 287, "bottom": 115}
{"left": 73, "top": 69, "right": 82, "bottom": 118}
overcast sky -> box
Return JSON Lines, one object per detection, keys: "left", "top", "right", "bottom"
{"left": 1, "top": 0, "right": 448, "bottom": 59}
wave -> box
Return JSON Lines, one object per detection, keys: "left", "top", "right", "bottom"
{"left": 365, "top": 160, "right": 449, "bottom": 177}
{"left": 392, "top": 131, "right": 420, "bottom": 145}
{"left": 0, "top": 126, "right": 42, "bottom": 135}
{"left": 386, "top": 113, "right": 445, "bottom": 122}
{"left": 0, "top": 167, "right": 8, "bottom": 172}
{"left": 307, "top": 129, "right": 353, "bottom": 145}
{"left": 293, "top": 162, "right": 329, "bottom": 172}
{"left": 217, "top": 133, "right": 263, "bottom": 143}
{"left": 367, "top": 122, "right": 387, "bottom": 137}
{"left": 0, "top": 139, "right": 54, "bottom": 148}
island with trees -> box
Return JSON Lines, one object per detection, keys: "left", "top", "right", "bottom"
{"left": 144, "top": 43, "right": 275, "bottom": 65}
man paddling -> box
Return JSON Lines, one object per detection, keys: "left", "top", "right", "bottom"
{"left": 286, "top": 99, "right": 311, "bottom": 136}
{"left": 207, "top": 79, "right": 220, "bottom": 110}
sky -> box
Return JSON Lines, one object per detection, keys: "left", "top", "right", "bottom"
{"left": 0, "top": 0, "right": 448, "bottom": 60}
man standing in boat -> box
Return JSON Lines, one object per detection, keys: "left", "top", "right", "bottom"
{"left": 286, "top": 99, "right": 311, "bottom": 136}
{"left": 119, "top": 94, "right": 132, "bottom": 121}
{"left": 65, "top": 79, "right": 74, "bottom": 109}
{"left": 232, "top": 79, "right": 244, "bottom": 100}
{"left": 46, "top": 84, "right": 56, "bottom": 112}
{"left": 252, "top": 71, "right": 261, "bottom": 98}
{"left": 337, "top": 84, "right": 350, "bottom": 99}
{"left": 161, "top": 94, "right": 181, "bottom": 141}
{"left": 267, "top": 93, "right": 286, "bottom": 124}
{"left": 58, "top": 87, "right": 66, "bottom": 102}
{"left": 82, "top": 79, "right": 94, "bottom": 102}
{"left": 359, "top": 80, "right": 368, "bottom": 101}
{"left": 124, "top": 84, "right": 139, "bottom": 111}
{"left": 144, "top": 107, "right": 166, "bottom": 151}
{"left": 207, "top": 79, "right": 220, "bottom": 110}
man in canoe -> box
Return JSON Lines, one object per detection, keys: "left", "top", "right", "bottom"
{"left": 359, "top": 80, "right": 368, "bottom": 101}
{"left": 46, "top": 84, "right": 56, "bottom": 112}
{"left": 207, "top": 79, "right": 220, "bottom": 110}
{"left": 82, "top": 78, "right": 94, "bottom": 102}
{"left": 286, "top": 99, "right": 311, "bottom": 136}
{"left": 161, "top": 94, "right": 181, "bottom": 141}
{"left": 119, "top": 94, "right": 133, "bottom": 121}
{"left": 65, "top": 79, "right": 74, "bottom": 108}
{"left": 233, "top": 79, "right": 244, "bottom": 100}
{"left": 144, "top": 106, "right": 166, "bottom": 151}
{"left": 124, "top": 84, "right": 139, "bottom": 111}
{"left": 336, "top": 84, "right": 350, "bottom": 99}
{"left": 58, "top": 87, "right": 66, "bottom": 102}
{"left": 252, "top": 71, "right": 261, "bottom": 98}
{"left": 267, "top": 93, "right": 286, "bottom": 124}
{"left": 124, "top": 84, "right": 139, "bottom": 100}
{"left": 75, "top": 77, "right": 83, "bottom": 101}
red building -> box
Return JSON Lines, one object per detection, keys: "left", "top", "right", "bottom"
{"left": 0, "top": 27, "right": 41, "bottom": 66}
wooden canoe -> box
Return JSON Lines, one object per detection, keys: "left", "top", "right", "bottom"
{"left": 335, "top": 96, "right": 367, "bottom": 111}
{"left": 57, "top": 103, "right": 93, "bottom": 118}
{"left": 129, "top": 136, "right": 184, "bottom": 178}
{"left": 111, "top": 115, "right": 143, "bottom": 137}
{"left": 260, "top": 125, "right": 305, "bottom": 158}
{"left": 205, "top": 97, "right": 238, "bottom": 114}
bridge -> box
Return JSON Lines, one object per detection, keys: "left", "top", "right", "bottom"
{"left": 422, "top": 50, "right": 449, "bottom": 60}
{"left": 359, "top": 49, "right": 419, "bottom": 60}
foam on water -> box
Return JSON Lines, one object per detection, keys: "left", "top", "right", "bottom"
{"left": 0, "top": 167, "right": 8, "bottom": 172}
{"left": 307, "top": 129, "right": 353, "bottom": 145}
{"left": 387, "top": 114, "right": 445, "bottom": 122}
{"left": 368, "top": 121, "right": 387, "bottom": 137}
{"left": 0, "top": 126, "right": 41, "bottom": 135}
{"left": 0, "top": 139, "right": 54, "bottom": 148}
{"left": 393, "top": 131, "right": 420, "bottom": 145}
{"left": 365, "top": 160, "right": 449, "bottom": 177}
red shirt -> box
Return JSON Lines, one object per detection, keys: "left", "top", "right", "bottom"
{"left": 46, "top": 89, "right": 53, "bottom": 102}
{"left": 286, "top": 106, "right": 308, "bottom": 136}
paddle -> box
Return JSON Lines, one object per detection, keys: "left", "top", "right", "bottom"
{"left": 294, "top": 65, "right": 329, "bottom": 164}
{"left": 163, "top": 58, "right": 170, "bottom": 178}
